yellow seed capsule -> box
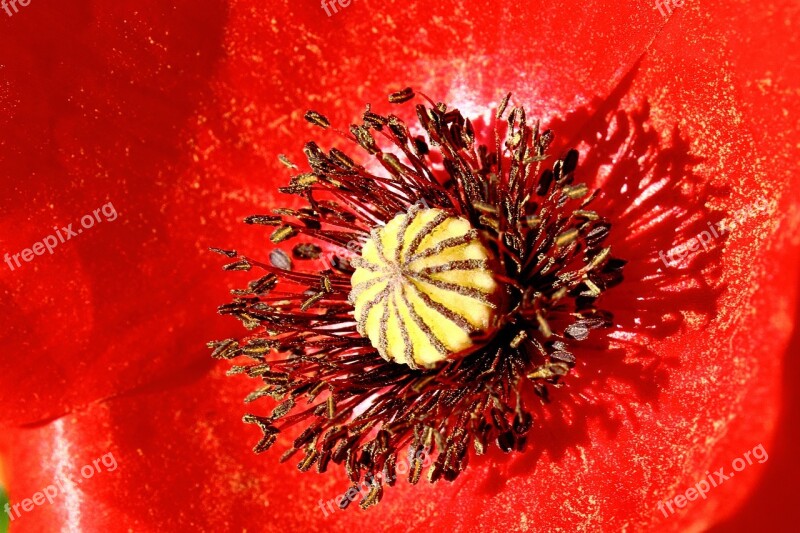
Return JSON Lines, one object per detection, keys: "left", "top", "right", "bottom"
{"left": 349, "top": 206, "right": 503, "bottom": 368}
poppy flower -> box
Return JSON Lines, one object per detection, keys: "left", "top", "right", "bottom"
{"left": 1, "top": 1, "right": 799, "bottom": 532}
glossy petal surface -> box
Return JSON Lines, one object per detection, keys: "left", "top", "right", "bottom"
{"left": 1, "top": 1, "right": 799, "bottom": 531}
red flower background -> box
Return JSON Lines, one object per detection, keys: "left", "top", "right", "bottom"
{"left": 1, "top": 1, "right": 799, "bottom": 531}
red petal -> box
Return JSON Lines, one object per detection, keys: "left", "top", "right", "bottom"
{"left": 2, "top": 0, "right": 799, "bottom": 531}
{"left": 0, "top": 0, "right": 705, "bottom": 425}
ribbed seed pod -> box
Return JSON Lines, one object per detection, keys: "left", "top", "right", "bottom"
{"left": 349, "top": 205, "right": 502, "bottom": 368}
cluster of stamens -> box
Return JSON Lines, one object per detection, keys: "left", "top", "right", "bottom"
{"left": 210, "top": 88, "right": 625, "bottom": 509}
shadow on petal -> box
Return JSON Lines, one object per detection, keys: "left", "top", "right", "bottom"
{"left": 473, "top": 66, "right": 729, "bottom": 491}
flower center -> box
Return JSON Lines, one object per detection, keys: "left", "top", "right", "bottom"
{"left": 349, "top": 205, "right": 503, "bottom": 368}
{"left": 213, "top": 90, "right": 626, "bottom": 506}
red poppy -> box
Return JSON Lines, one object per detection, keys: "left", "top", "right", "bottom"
{"left": 1, "top": 0, "right": 799, "bottom": 531}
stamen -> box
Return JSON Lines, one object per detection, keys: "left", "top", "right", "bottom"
{"left": 212, "top": 90, "right": 625, "bottom": 507}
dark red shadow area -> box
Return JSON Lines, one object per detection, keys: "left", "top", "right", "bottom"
{"left": 461, "top": 65, "right": 731, "bottom": 491}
